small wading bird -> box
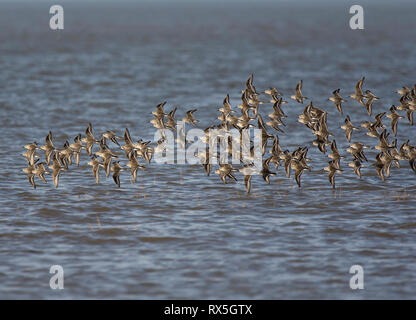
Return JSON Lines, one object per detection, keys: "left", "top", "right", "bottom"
{"left": 182, "top": 109, "right": 199, "bottom": 126}
{"left": 386, "top": 105, "right": 404, "bottom": 136}
{"left": 22, "top": 75, "right": 416, "bottom": 193}
{"left": 341, "top": 115, "right": 359, "bottom": 142}
{"left": 349, "top": 159, "right": 364, "bottom": 178}
{"left": 324, "top": 160, "right": 342, "bottom": 189}
{"left": 239, "top": 164, "right": 260, "bottom": 194}
{"left": 48, "top": 153, "right": 65, "bottom": 188}
{"left": 329, "top": 89, "right": 347, "bottom": 115}
{"left": 215, "top": 163, "right": 238, "bottom": 184}
{"left": 87, "top": 155, "right": 103, "bottom": 184}
{"left": 69, "top": 134, "right": 83, "bottom": 166}
{"left": 111, "top": 161, "right": 124, "bottom": 187}
{"left": 126, "top": 153, "right": 146, "bottom": 183}
{"left": 81, "top": 123, "right": 97, "bottom": 156}
{"left": 102, "top": 130, "right": 121, "bottom": 146}
{"left": 364, "top": 89, "right": 380, "bottom": 116}
{"left": 23, "top": 159, "right": 38, "bottom": 189}
{"left": 291, "top": 80, "right": 308, "bottom": 104}
{"left": 349, "top": 77, "right": 366, "bottom": 105}
{"left": 40, "top": 131, "right": 55, "bottom": 165}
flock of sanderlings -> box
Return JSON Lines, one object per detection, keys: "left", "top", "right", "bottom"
{"left": 22, "top": 75, "right": 416, "bottom": 193}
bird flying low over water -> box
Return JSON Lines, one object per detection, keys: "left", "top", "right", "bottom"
{"left": 324, "top": 160, "right": 342, "bottom": 189}
{"left": 126, "top": 153, "right": 146, "bottom": 183}
{"left": 239, "top": 164, "right": 260, "bottom": 194}
{"left": 279, "top": 150, "right": 292, "bottom": 178}
{"left": 23, "top": 142, "right": 39, "bottom": 165}
{"left": 215, "top": 163, "right": 238, "bottom": 184}
{"left": 349, "top": 159, "right": 364, "bottom": 178}
{"left": 261, "top": 158, "right": 276, "bottom": 184}
{"left": 386, "top": 105, "right": 404, "bottom": 136}
{"left": 152, "top": 101, "right": 167, "bottom": 118}
{"left": 69, "top": 134, "right": 83, "bottom": 166}
{"left": 33, "top": 162, "right": 49, "bottom": 184}
{"left": 264, "top": 87, "right": 283, "bottom": 98}
{"left": 96, "top": 139, "right": 118, "bottom": 177}
{"left": 182, "top": 109, "right": 199, "bottom": 126}
{"left": 329, "top": 89, "right": 347, "bottom": 114}
{"left": 347, "top": 142, "right": 369, "bottom": 162}
{"left": 349, "top": 77, "right": 366, "bottom": 105}
{"left": 291, "top": 158, "right": 309, "bottom": 188}
{"left": 165, "top": 107, "right": 178, "bottom": 131}
{"left": 111, "top": 161, "right": 124, "bottom": 187}
{"left": 287, "top": 147, "right": 311, "bottom": 187}
{"left": 87, "top": 154, "right": 103, "bottom": 184}
{"left": 328, "top": 140, "right": 343, "bottom": 162}
{"left": 291, "top": 80, "right": 308, "bottom": 104}
{"left": 246, "top": 74, "right": 258, "bottom": 96}
{"left": 364, "top": 89, "right": 380, "bottom": 116}
{"left": 121, "top": 127, "right": 134, "bottom": 157}
{"left": 81, "top": 123, "right": 97, "bottom": 156}
{"left": 102, "top": 130, "right": 121, "bottom": 146}
{"left": 396, "top": 86, "right": 410, "bottom": 98}
{"left": 40, "top": 131, "right": 55, "bottom": 165}
{"left": 48, "top": 153, "right": 65, "bottom": 188}
{"left": 341, "top": 115, "right": 359, "bottom": 142}
{"left": 23, "top": 159, "right": 38, "bottom": 189}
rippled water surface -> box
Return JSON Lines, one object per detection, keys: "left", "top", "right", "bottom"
{"left": 1, "top": 0, "right": 415, "bottom": 299}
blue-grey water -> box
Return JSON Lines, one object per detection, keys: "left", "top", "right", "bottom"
{"left": 0, "top": 0, "right": 415, "bottom": 299}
